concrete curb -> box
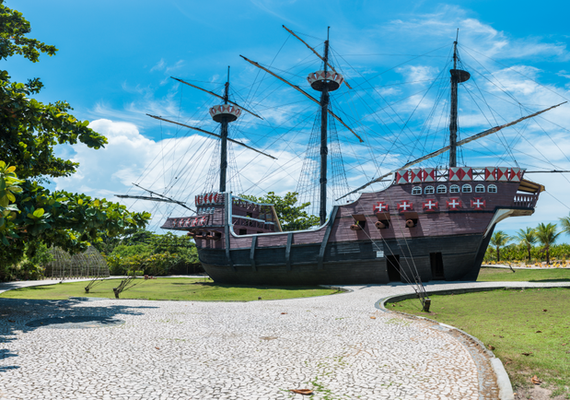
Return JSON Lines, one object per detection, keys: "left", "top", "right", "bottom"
{"left": 492, "top": 358, "right": 514, "bottom": 400}
{"left": 375, "top": 287, "right": 524, "bottom": 400}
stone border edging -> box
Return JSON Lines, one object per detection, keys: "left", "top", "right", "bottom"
{"left": 375, "top": 287, "right": 523, "bottom": 400}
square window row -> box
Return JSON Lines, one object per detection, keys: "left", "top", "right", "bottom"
{"left": 412, "top": 184, "right": 497, "bottom": 195}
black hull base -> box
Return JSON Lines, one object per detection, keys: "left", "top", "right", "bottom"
{"left": 198, "top": 231, "right": 494, "bottom": 286}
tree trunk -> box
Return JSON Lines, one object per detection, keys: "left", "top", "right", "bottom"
{"left": 496, "top": 247, "right": 500, "bottom": 262}
{"left": 113, "top": 287, "right": 120, "bottom": 299}
{"left": 422, "top": 298, "right": 431, "bottom": 312}
{"left": 527, "top": 246, "right": 531, "bottom": 262}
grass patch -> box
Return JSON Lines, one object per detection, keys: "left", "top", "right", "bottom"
{"left": 477, "top": 267, "right": 570, "bottom": 282}
{"left": 0, "top": 278, "right": 341, "bottom": 301}
{"left": 395, "top": 288, "right": 570, "bottom": 397}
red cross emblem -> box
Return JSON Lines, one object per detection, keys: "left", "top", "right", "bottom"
{"left": 373, "top": 202, "right": 389, "bottom": 213}
{"left": 446, "top": 198, "right": 462, "bottom": 210}
{"left": 397, "top": 200, "right": 413, "bottom": 212}
{"left": 422, "top": 199, "right": 438, "bottom": 212}
{"left": 471, "top": 198, "right": 486, "bottom": 210}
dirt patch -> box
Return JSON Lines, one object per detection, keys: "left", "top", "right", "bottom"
{"left": 514, "top": 384, "right": 566, "bottom": 400}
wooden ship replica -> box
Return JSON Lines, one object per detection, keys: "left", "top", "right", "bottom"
{"left": 151, "top": 28, "right": 563, "bottom": 285}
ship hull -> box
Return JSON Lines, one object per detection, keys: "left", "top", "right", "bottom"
{"left": 198, "top": 230, "right": 494, "bottom": 285}
{"left": 164, "top": 167, "right": 542, "bottom": 286}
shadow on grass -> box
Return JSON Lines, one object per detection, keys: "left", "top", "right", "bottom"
{"left": 0, "top": 298, "right": 158, "bottom": 374}
{"left": 192, "top": 282, "right": 333, "bottom": 291}
{"left": 171, "top": 281, "right": 330, "bottom": 291}
{"left": 528, "top": 278, "right": 570, "bottom": 282}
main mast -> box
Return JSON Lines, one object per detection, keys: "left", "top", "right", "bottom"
{"left": 319, "top": 35, "right": 330, "bottom": 225}
{"left": 449, "top": 35, "right": 470, "bottom": 167}
{"left": 307, "top": 28, "right": 344, "bottom": 225}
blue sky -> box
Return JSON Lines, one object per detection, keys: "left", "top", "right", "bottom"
{"left": 6, "top": 0, "right": 570, "bottom": 240}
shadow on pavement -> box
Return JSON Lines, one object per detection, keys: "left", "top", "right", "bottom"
{"left": 0, "top": 298, "right": 157, "bottom": 373}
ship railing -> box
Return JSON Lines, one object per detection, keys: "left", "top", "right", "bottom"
{"left": 231, "top": 196, "right": 275, "bottom": 211}
{"left": 395, "top": 166, "right": 525, "bottom": 184}
{"left": 513, "top": 193, "right": 538, "bottom": 208}
{"left": 232, "top": 216, "right": 267, "bottom": 229}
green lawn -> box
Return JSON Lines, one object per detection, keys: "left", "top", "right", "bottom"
{"left": 0, "top": 278, "right": 341, "bottom": 301}
{"left": 395, "top": 288, "right": 570, "bottom": 397}
{"left": 477, "top": 267, "right": 570, "bottom": 282}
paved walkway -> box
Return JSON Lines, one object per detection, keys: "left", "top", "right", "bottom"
{"left": 0, "top": 279, "right": 568, "bottom": 400}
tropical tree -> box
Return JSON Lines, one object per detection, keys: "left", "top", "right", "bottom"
{"left": 559, "top": 213, "right": 570, "bottom": 236}
{"left": 0, "top": 2, "right": 150, "bottom": 277}
{"left": 515, "top": 227, "right": 537, "bottom": 262}
{"left": 535, "top": 222, "right": 561, "bottom": 265}
{"left": 239, "top": 191, "right": 320, "bottom": 231}
{"left": 490, "top": 231, "right": 510, "bottom": 262}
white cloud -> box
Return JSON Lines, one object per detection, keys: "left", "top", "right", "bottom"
{"left": 150, "top": 59, "right": 166, "bottom": 72}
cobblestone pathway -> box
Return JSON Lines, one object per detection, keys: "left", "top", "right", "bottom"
{"left": 0, "top": 280, "right": 567, "bottom": 400}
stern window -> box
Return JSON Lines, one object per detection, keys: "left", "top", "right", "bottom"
{"left": 436, "top": 185, "right": 447, "bottom": 194}
{"left": 475, "top": 184, "right": 486, "bottom": 193}
{"left": 424, "top": 186, "right": 435, "bottom": 194}
{"left": 488, "top": 184, "right": 498, "bottom": 193}
{"left": 449, "top": 184, "right": 460, "bottom": 193}
{"left": 412, "top": 186, "right": 422, "bottom": 195}
{"left": 462, "top": 184, "right": 472, "bottom": 193}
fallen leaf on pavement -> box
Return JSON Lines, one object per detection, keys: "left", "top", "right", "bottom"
{"left": 155, "top": 347, "right": 160, "bottom": 350}
{"left": 290, "top": 389, "right": 313, "bottom": 395}
{"left": 370, "top": 316, "right": 376, "bottom": 319}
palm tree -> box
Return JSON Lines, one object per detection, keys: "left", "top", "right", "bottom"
{"left": 535, "top": 223, "right": 561, "bottom": 265}
{"left": 490, "top": 231, "right": 510, "bottom": 262}
{"left": 515, "top": 227, "right": 537, "bottom": 262}
{"left": 559, "top": 213, "right": 570, "bottom": 236}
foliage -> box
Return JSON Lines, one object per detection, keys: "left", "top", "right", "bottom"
{"left": 515, "top": 227, "right": 536, "bottom": 261}
{"left": 535, "top": 223, "right": 561, "bottom": 265}
{"left": 239, "top": 191, "right": 320, "bottom": 231}
{"left": 105, "top": 231, "right": 201, "bottom": 276}
{"left": 490, "top": 231, "right": 510, "bottom": 262}
{"left": 1, "top": 242, "right": 53, "bottom": 281}
{"left": 0, "top": 2, "right": 151, "bottom": 276}
{"left": 0, "top": 164, "right": 150, "bottom": 277}
{"left": 559, "top": 213, "right": 570, "bottom": 236}
{"left": 0, "top": 2, "right": 106, "bottom": 180}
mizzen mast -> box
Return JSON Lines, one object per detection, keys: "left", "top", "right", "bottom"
{"left": 449, "top": 31, "right": 470, "bottom": 167}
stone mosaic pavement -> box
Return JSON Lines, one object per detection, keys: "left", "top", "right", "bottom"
{"left": 0, "top": 279, "right": 568, "bottom": 400}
